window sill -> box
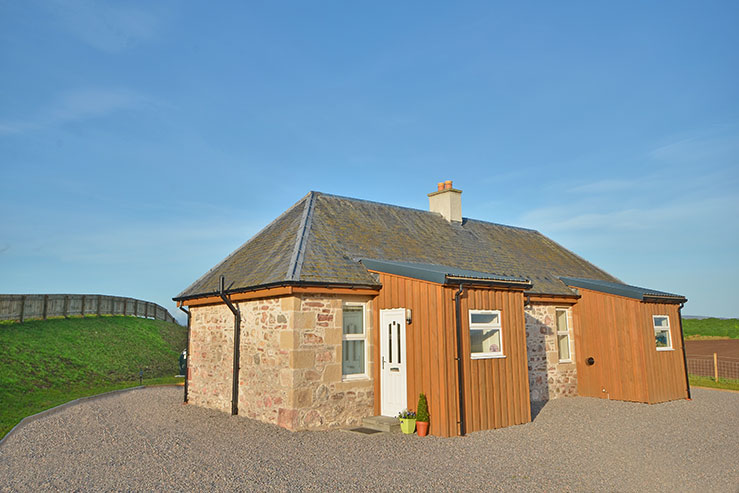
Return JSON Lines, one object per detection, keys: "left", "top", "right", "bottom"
{"left": 656, "top": 348, "right": 674, "bottom": 352}
{"left": 342, "top": 374, "right": 369, "bottom": 382}
{"left": 471, "top": 354, "right": 506, "bottom": 360}
{"left": 558, "top": 359, "right": 573, "bottom": 364}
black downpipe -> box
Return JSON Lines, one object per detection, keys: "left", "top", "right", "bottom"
{"left": 454, "top": 284, "right": 467, "bottom": 436}
{"left": 220, "top": 276, "right": 241, "bottom": 416}
{"left": 179, "top": 305, "right": 191, "bottom": 403}
{"left": 677, "top": 303, "right": 691, "bottom": 399}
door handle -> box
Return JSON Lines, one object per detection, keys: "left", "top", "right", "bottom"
{"left": 382, "top": 356, "right": 385, "bottom": 369}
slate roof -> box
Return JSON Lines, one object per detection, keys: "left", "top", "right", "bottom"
{"left": 175, "top": 191, "right": 627, "bottom": 301}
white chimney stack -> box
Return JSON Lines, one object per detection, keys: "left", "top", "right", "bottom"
{"left": 428, "top": 180, "right": 462, "bottom": 223}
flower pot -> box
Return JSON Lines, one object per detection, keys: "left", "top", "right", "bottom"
{"left": 399, "top": 418, "right": 416, "bottom": 434}
{"left": 416, "top": 421, "right": 429, "bottom": 436}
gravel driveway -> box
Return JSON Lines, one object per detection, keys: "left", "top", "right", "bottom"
{"left": 1, "top": 387, "right": 737, "bottom": 492}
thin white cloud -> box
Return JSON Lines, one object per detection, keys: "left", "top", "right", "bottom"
{"left": 568, "top": 179, "right": 644, "bottom": 194}
{"left": 44, "top": 0, "right": 160, "bottom": 53}
{"left": 648, "top": 132, "right": 739, "bottom": 166}
{"left": 0, "top": 87, "right": 147, "bottom": 135}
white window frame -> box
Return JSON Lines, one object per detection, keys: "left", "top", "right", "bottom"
{"left": 653, "top": 315, "right": 673, "bottom": 351}
{"left": 469, "top": 309, "right": 505, "bottom": 359}
{"left": 555, "top": 308, "right": 573, "bottom": 363}
{"left": 342, "top": 302, "right": 368, "bottom": 380}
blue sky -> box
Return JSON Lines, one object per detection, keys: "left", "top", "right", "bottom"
{"left": 1, "top": 1, "right": 737, "bottom": 322}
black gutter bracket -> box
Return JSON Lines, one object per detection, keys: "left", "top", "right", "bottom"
{"left": 220, "top": 275, "right": 242, "bottom": 416}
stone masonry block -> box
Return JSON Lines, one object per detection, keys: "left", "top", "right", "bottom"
{"left": 280, "top": 296, "right": 301, "bottom": 312}
{"left": 322, "top": 364, "right": 342, "bottom": 383}
{"left": 325, "top": 327, "right": 342, "bottom": 345}
{"left": 293, "top": 311, "right": 317, "bottom": 329}
{"left": 279, "top": 330, "right": 299, "bottom": 350}
{"left": 290, "top": 350, "right": 315, "bottom": 369}
{"left": 288, "top": 388, "right": 313, "bottom": 408}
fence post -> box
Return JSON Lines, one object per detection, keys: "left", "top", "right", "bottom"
{"left": 97, "top": 295, "right": 102, "bottom": 316}
{"left": 81, "top": 295, "right": 86, "bottom": 317}
{"left": 123, "top": 299, "right": 127, "bottom": 316}
{"left": 64, "top": 295, "right": 69, "bottom": 318}
{"left": 42, "top": 295, "right": 48, "bottom": 320}
{"left": 713, "top": 352, "right": 719, "bottom": 382}
{"left": 19, "top": 295, "right": 26, "bottom": 323}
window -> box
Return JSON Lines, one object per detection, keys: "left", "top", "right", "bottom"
{"left": 555, "top": 308, "right": 572, "bottom": 362}
{"left": 653, "top": 315, "right": 672, "bottom": 350}
{"left": 469, "top": 310, "right": 504, "bottom": 359}
{"left": 342, "top": 303, "right": 367, "bottom": 377}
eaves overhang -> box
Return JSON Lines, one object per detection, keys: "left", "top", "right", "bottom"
{"left": 359, "top": 258, "right": 533, "bottom": 289}
{"left": 560, "top": 276, "right": 687, "bottom": 304}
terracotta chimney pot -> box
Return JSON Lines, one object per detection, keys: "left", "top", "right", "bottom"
{"left": 444, "top": 180, "right": 453, "bottom": 190}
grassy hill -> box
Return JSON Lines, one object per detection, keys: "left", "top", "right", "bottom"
{"left": 0, "top": 315, "right": 186, "bottom": 438}
{"left": 682, "top": 317, "right": 739, "bottom": 339}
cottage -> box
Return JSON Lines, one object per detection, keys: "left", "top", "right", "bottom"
{"left": 173, "top": 181, "right": 689, "bottom": 436}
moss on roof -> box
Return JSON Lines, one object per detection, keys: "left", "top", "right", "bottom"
{"left": 174, "top": 191, "right": 621, "bottom": 300}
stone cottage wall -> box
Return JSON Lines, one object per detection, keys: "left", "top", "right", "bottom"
{"left": 188, "top": 303, "right": 236, "bottom": 413}
{"left": 525, "top": 304, "right": 578, "bottom": 402}
{"left": 186, "top": 293, "right": 375, "bottom": 431}
{"left": 276, "top": 294, "right": 375, "bottom": 431}
{"left": 237, "top": 297, "right": 290, "bottom": 425}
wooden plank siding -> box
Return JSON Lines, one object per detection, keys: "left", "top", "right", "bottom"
{"left": 371, "top": 272, "right": 531, "bottom": 436}
{"left": 572, "top": 288, "right": 688, "bottom": 404}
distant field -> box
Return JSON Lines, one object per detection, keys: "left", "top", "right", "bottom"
{"left": 0, "top": 316, "right": 186, "bottom": 438}
{"left": 681, "top": 318, "right": 739, "bottom": 340}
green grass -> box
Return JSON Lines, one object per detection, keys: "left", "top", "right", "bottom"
{"left": 0, "top": 316, "right": 186, "bottom": 438}
{"left": 689, "top": 374, "right": 739, "bottom": 392}
{"left": 682, "top": 318, "right": 739, "bottom": 339}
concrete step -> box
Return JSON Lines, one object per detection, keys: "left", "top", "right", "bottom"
{"left": 362, "top": 415, "right": 400, "bottom": 433}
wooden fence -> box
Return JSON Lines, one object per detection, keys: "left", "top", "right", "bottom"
{"left": 687, "top": 354, "right": 739, "bottom": 381}
{"left": 0, "top": 294, "right": 177, "bottom": 324}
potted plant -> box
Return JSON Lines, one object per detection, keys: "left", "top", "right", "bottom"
{"left": 416, "top": 393, "right": 430, "bottom": 436}
{"left": 397, "top": 409, "right": 416, "bottom": 434}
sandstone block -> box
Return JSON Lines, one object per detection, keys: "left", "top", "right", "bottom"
{"left": 325, "top": 328, "right": 342, "bottom": 345}
{"left": 281, "top": 296, "right": 301, "bottom": 312}
{"left": 290, "top": 350, "right": 315, "bottom": 369}
{"left": 322, "top": 364, "right": 342, "bottom": 383}
{"left": 293, "top": 311, "right": 317, "bottom": 329}
{"left": 289, "top": 388, "right": 313, "bottom": 408}
{"left": 278, "top": 408, "right": 299, "bottom": 430}
{"left": 280, "top": 330, "right": 299, "bottom": 350}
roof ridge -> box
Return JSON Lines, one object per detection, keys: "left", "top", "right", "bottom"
{"left": 315, "top": 191, "right": 539, "bottom": 233}
{"left": 286, "top": 191, "right": 316, "bottom": 281}
{"left": 175, "top": 193, "right": 312, "bottom": 298}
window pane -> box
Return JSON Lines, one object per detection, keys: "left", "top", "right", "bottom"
{"left": 471, "top": 328, "right": 501, "bottom": 354}
{"left": 655, "top": 329, "right": 670, "bottom": 348}
{"left": 471, "top": 312, "right": 499, "bottom": 325}
{"left": 342, "top": 340, "right": 365, "bottom": 374}
{"left": 558, "top": 334, "right": 570, "bottom": 360}
{"left": 654, "top": 316, "right": 668, "bottom": 328}
{"left": 343, "top": 306, "right": 363, "bottom": 335}
{"left": 556, "top": 310, "right": 568, "bottom": 332}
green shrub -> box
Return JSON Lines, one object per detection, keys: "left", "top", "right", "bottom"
{"left": 417, "top": 392, "right": 429, "bottom": 422}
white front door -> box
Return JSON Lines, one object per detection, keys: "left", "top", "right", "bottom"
{"left": 380, "top": 308, "right": 407, "bottom": 417}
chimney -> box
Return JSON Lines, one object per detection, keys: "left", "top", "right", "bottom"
{"left": 428, "top": 180, "right": 462, "bottom": 223}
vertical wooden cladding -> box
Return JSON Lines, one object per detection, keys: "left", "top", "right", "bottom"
{"left": 456, "top": 287, "right": 531, "bottom": 433}
{"left": 372, "top": 272, "right": 531, "bottom": 436}
{"left": 573, "top": 288, "right": 688, "bottom": 404}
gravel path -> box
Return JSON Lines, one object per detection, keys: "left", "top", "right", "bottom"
{"left": 1, "top": 387, "right": 737, "bottom": 492}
